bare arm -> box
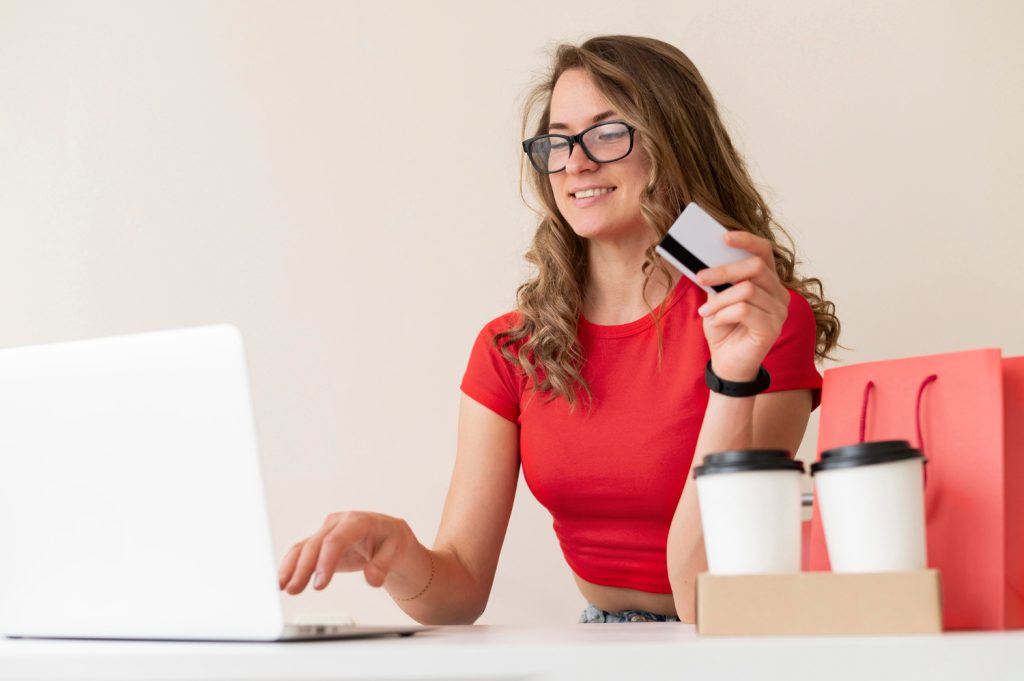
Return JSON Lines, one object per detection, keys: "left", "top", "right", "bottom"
{"left": 667, "top": 388, "right": 812, "bottom": 622}
{"left": 396, "top": 394, "right": 520, "bottom": 623}
{"left": 663, "top": 228, "right": 817, "bottom": 623}
{"left": 278, "top": 393, "right": 519, "bottom": 626}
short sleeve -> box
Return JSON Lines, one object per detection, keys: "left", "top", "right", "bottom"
{"left": 460, "top": 314, "right": 525, "bottom": 423}
{"left": 761, "top": 289, "right": 823, "bottom": 411}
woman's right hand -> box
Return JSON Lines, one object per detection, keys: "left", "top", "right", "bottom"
{"left": 278, "top": 511, "right": 416, "bottom": 595}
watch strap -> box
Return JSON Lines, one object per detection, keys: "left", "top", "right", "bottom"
{"left": 705, "top": 360, "right": 771, "bottom": 397}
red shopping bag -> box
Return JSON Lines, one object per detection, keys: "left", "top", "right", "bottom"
{"left": 806, "top": 348, "right": 1024, "bottom": 630}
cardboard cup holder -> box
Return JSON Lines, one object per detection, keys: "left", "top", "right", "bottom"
{"left": 695, "top": 569, "right": 943, "bottom": 636}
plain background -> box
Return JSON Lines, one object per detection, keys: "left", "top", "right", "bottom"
{"left": 0, "top": 0, "right": 1021, "bottom": 625}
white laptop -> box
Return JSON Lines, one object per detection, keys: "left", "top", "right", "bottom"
{"left": 0, "top": 324, "right": 426, "bottom": 641}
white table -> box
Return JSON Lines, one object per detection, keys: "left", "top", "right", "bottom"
{"left": 2, "top": 624, "right": 1022, "bottom": 681}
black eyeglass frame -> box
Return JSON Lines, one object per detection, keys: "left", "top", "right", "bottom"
{"left": 522, "top": 121, "right": 637, "bottom": 175}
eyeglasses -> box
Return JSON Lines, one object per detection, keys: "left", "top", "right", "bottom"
{"left": 522, "top": 121, "right": 636, "bottom": 175}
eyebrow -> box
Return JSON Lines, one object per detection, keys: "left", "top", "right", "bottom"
{"left": 548, "top": 110, "right": 617, "bottom": 131}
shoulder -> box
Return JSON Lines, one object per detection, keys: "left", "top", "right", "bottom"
{"left": 764, "top": 287, "right": 823, "bottom": 407}
{"left": 475, "top": 311, "right": 522, "bottom": 342}
{"left": 783, "top": 288, "right": 815, "bottom": 330}
{"left": 466, "top": 311, "right": 525, "bottom": 366}
{"left": 767, "top": 287, "right": 818, "bottom": 358}
{"left": 461, "top": 311, "right": 529, "bottom": 421}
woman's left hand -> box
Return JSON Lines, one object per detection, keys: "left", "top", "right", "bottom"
{"left": 695, "top": 230, "right": 790, "bottom": 382}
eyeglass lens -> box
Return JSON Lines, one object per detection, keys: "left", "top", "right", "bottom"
{"left": 529, "top": 122, "right": 632, "bottom": 173}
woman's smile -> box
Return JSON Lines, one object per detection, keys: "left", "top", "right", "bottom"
{"left": 569, "top": 185, "right": 617, "bottom": 207}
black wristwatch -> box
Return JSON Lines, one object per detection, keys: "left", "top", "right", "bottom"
{"left": 705, "top": 360, "right": 771, "bottom": 397}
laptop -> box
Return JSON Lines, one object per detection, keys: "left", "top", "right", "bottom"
{"left": 0, "top": 324, "right": 426, "bottom": 641}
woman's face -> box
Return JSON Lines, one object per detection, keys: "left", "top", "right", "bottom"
{"left": 547, "top": 69, "right": 651, "bottom": 242}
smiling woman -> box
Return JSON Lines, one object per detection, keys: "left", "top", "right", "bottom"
{"left": 278, "top": 35, "right": 841, "bottom": 626}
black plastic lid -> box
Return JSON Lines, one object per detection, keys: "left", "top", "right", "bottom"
{"left": 692, "top": 449, "right": 804, "bottom": 478}
{"left": 810, "top": 440, "right": 926, "bottom": 476}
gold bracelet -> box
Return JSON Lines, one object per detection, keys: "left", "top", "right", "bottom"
{"left": 388, "top": 552, "right": 435, "bottom": 602}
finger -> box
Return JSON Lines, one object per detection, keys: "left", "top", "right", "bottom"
{"left": 706, "top": 301, "right": 783, "bottom": 338}
{"left": 696, "top": 256, "right": 765, "bottom": 289}
{"left": 697, "top": 256, "right": 786, "bottom": 303}
{"left": 278, "top": 542, "right": 305, "bottom": 590}
{"left": 722, "top": 230, "right": 775, "bottom": 270}
{"left": 698, "top": 280, "right": 788, "bottom": 321}
{"left": 285, "top": 527, "right": 331, "bottom": 594}
{"left": 314, "top": 515, "right": 376, "bottom": 590}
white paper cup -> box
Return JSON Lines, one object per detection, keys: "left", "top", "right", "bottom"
{"left": 810, "top": 440, "right": 927, "bottom": 573}
{"left": 694, "top": 450, "right": 804, "bottom": 575}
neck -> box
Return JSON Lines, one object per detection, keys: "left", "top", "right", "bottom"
{"left": 583, "top": 235, "right": 680, "bottom": 325}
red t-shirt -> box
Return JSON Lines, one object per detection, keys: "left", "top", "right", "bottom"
{"left": 460, "top": 276, "right": 822, "bottom": 593}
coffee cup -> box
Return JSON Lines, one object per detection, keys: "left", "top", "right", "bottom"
{"left": 810, "top": 440, "right": 927, "bottom": 572}
{"left": 693, "top": 449, "right": 804, "bottom": 575}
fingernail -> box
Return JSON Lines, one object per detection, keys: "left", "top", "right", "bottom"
{"left": 697, "top": 304, "right": 708, "bottom": 316}
{"left": 314, "top": 571, "right": 324, "bottom": 589}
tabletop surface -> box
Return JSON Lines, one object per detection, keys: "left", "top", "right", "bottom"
{"left": 2, "top": 623, "right": 1023, "bottom": 681}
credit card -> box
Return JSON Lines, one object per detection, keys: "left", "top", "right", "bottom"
{"left": 655, "top": 202, "right": 750, "bottom": 296}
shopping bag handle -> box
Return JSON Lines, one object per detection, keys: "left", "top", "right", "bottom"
{"left": 857, "top": 381, "right": 874, "bottom": 443}
{"left": 858, "top": 374, "right": 938, "bottom": 484}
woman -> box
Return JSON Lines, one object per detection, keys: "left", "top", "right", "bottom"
{"left": 277, "top": 35, "right": 840, "bottom": 624}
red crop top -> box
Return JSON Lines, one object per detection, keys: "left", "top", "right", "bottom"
{"left": 459, "top": 276, "right": 823, "bottom": 593}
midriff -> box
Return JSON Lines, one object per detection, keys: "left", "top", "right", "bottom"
{"left": 573, "top": 572, "right": 680, "bottom": 619}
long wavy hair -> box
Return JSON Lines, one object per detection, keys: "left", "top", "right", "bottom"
{"left": 496, "top": 35, "right": 841, "bottom": 410}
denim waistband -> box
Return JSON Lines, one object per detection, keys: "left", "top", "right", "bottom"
{"left": 578, "top": 603, "right": 680, "bottom": 623}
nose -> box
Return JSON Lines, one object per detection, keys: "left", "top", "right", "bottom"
{"left": 564, "top": 142, "right": 599, "bottom": 175}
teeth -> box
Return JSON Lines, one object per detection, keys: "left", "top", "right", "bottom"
{"left": 573, "top": 187, "right": 615, "bottom": 199}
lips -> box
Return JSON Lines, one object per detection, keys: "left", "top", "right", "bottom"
{"left": 569, "top": 186, "right": 617, "bottom": 199}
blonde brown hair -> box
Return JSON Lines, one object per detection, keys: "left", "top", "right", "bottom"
{"left": 496, "top": 35, "right": 841, "bottom": 409}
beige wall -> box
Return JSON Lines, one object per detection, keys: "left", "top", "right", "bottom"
{"left": 1, "top": 0, "right": 1020, "bottom": 625}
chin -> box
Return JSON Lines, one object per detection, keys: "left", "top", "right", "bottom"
{"left": 570, "top": 224, "right": 615, "bottom": 240}
{"left": 565, "top": 216, "right": 638, "bottom": 242}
